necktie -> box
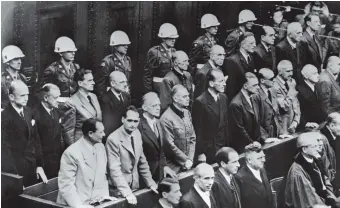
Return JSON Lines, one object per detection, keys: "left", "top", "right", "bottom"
{"left": 153, "top": 122, "right": 159, "bottom": 138}
{"left": 87, "top": 95, "right": 95, "bottom": 109}
{"left": 284, "top": 82, "right": 289, "bottom": 91}
{"left": 231, "top": 177, "right": 241, "bottom": 208}
{"left": 19, "top": 110, "right": 24, "bottom": 118}
{"left": 119, "top": 94, "right": 124, "bottom": 103}
{"left": 268, "top": 90, "right": 272, "bottom": 103}
{"left": 130, "top": 136, "right": 135, "bottom": 154}
{"left": 50, "top": 109, "right": 54, "bottom": 119}
{"left": 247, "top": 55, "right": 251, "bottom": 64}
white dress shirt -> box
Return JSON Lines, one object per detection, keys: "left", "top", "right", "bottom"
{"left": 11, "top": 103, "right": 24, "bottom": 117}
{"left": 305, "top": 80, "right": 315, "bottom": 92}
{"left": 41, "top": 102, "right": 53, "bottom": 115}
{"left": 247, "top": 164, "right": 262, "bottom": 182}
{"left": 208, "top": 88, "right": 219, "bottom": 102}
{"left": 111, "top": 89, "right": 123, "bottom": 101}
{"left": 194, "top": 184, "right": 211, "bottom": 207}
{"left": 143, "top": 114, "right": 157, "bottom": 133}
{"left": 241, "top": 89, "right": 253, "bottom": 107}
{"left": 287, "top": 37, "right": 297, "bottom": 49}
{"left": 219, "top": 168, "right": 231, "bottom": 185}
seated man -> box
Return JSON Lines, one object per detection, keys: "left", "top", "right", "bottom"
{"left": 57, "top": 118, "right": 116, "bottom": 207}
{"left": 285, "top": 132, "right": 340, "bottom": 208}
{"left": 106, "top": 106, "right": 157, "bottom": 205}
{"left": 153, "top": 178, "right": 182, "bottom": 208}
{"left": 179, "top": 163, "right": 217, "bottom": 208}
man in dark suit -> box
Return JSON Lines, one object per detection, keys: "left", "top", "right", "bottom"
{"left": 194, "top": 45, "right": 225, "bottom": 99}
{"left": 236, "top": 142, "right": 274, "bottom": 208}
{"left": 225, "top": 32, "right": 256, "bottom": 101}
{"left": 1, "top": 81, "right": 48, "bottom": 186}
{"left": 276, "top": 22, "right": 306, "bottom": 82}
{"left": 212, "top": 147, "right": 242, "bottom": 208}
{"left": 315, "top": 56, "right": 340, "bottom": 116}
{"left": 193, "top": 69, "right": 228, "bottom": 164}
{"left": 229, "top": 72, "right": 261, "bottom": 153}
{"left": 153, "top": 178, "right": 182, "bottom": 208}
{"left": 302, "top": 13, "right": 323, "bottom": 71}
{"left": 34, "top": 84, "right": 63, "bottom": 178}
{"left": 297, "top": 64, "right": 326, "bottom": 127}
{"left": 253, "top": 26, "right": 277, "bottom": 74}
{"left": 138, "top": 92, "right": 177, "bottom": 182}
{"left": 101, "top": 71, "right": 130, "bottom": 143}
{"left": 179, "top": 163, "right": 217, "bottom": 208}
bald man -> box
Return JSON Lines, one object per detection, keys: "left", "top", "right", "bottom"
{"left": 179, "top": 163, "right": 217, "bottom": 208}
{"left": 285, "top": 132, "right": 340, "bottom": 208}
{"left": 297, "top": 64, "right": 325, "bottom": 126}
{"left": 253, "top": 26, "right": 277, "bottom": 73}
{"left": 315, "top": 56, "right": 340, "bottom": 115}
{"left": 160, "top": 85, "right": 196, "bottom": 173}
{"left": 1, "top": 80, "right": 47, "bottom": 186}
{"left": 194, "top": 45, "right": 225, "bottom": 99}
{"left": 273, "top": 60, "right": 300, "bottom": 134}
{"left": 101, "top": 71, "right": 131, "bottom": 143}
{"left": 159, "top": 51, "right": 194, "bottom": 111}
{"left": 276, "top": 22, "right": 306, "bottom": 81}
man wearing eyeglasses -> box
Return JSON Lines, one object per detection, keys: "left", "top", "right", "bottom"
{"left": 106, "top": 105, "right": 157, "bottom": 205}
{"left": 285, "top": 132, "right": 340, "bottom": 208}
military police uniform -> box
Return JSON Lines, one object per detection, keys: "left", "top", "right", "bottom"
{"left": 43, "top": 60, "right": 79, "bottom": 98}
{"left": 225, "top": 27, "right": 244, "bottom": 57}
{"left": 143, "top": 44, "right": 176, "bottom": 94}
{"left": 273, "top": 19, "right": 289, "bottom": 44}
{"left": 189, "top": 34, "right": 217, "bottom": 75}
{"left": 94, "top": 53, "right": 132, "bottom": 100}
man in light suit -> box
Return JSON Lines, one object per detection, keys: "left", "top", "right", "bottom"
{"left": 273, "top": 60, "right": 301, "bottom": 134}
{"left": 57, "top": 118, "right": 116, "bottom": 208}
{"left": 316, "top": 56, "right": 340, "bottom": 116}
{"left": 101, "top": 71, "right": 130, "bottom": 143}
{"left": 62, "top": 69, "right": 102, "bottom": 146}
{"left": 106, "top": 106, "right": 157, "bottom": 205}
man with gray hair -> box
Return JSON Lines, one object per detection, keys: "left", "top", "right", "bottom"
{"left": 160, "top": 84, "right": 196, "bottom": 173}
{"left": 276, "top": 22, "right": 306, "bottom": 81}
{"left": 285, "top": 132, "right": 340, "bottom": 208}
{"left": 159, "top": 50, "right": 193, "bottom": 111}
{"left": 315, "top": 56, "right": 340, "bottom": 116}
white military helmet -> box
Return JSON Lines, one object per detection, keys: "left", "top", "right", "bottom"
{"left": 54, "top": 36, "right": 77, "bottom": 53}
{"left": 110, "top": 31, "right": 131, "bottom": 46}
{"left": 238, "top": 9, "right": 257, "bottom": 24}
{"left": 201, "top": 14, "right": 220, "bottom": 29}
{"left": 158, "top": 23, "right": 179, "bottom": 39}
{"left": 2, "top": 45, "right": 25, "bottom": 63}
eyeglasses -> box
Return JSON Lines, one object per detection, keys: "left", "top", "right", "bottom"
{"left": 126, "top": 119, "right": 139, "bottom": 123}
{"left": 266, "top": 77, "right": 275, "bottom": 81}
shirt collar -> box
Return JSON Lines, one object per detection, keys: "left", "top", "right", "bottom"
{"left": 11, "top": 103, "right": 24, "bottom": 116}
{"left": 79, "top": 89, "right": 90, "bottom": 99}
{"left": 277, "top": 76, "right": 286, "bottom": 85}
{"left": 306, "top": 27, "right": 315, "bottom": 38}
{"left": 161, "top": 43, "right": 171, "bottom": 52}
{"left": 219, "top": 168, "right": 231, "bottom": 184}
{"left": 143, "top": 113, "right": 157, "bottom": 127}
{"left": 5, "top": 68, "right": 19, "bottom": 80}
{"left": 114, "top": 52, "right": 126, "bottom": 62}
{"left": 208, "top": 88, "right": 219, "bottom": 101}
{"left": 261, "top": 42, "right": 270, "bottom": 52}
{"left": 111, "top": 89, "right": 122, "bottom": 100}
{"left": 170, "top": 104, "right": 184, "bottom": 119}
{"left": 41, "top": 102, "right": 53, "bottom": 115}
{"left": 304, "top": 80, "right": 315, "bottom": 92}
{"left": 194, "top": 184, "right": 210, "bottom": 197}
{"left": 247, "top": 164, "right": 261, "bottom": 177}
{"left": 239, "top": 49, "right": 249, "bottom": 62}
{"left": 302, "top": 154, "right": 314, "bottom": 163}
{"left": 82, "top": 137, "right": 96, "bottom": 155}
{"left": 208, "top": 60, "right": 218, "bottom": 69}
{"left": 326, "top": 126, "right": 337, "bottom": 140}
{"left": 287, "top": 37, "right": 297, "bottom": 49}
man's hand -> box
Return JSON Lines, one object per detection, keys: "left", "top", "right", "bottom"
{"left": 101, "top": 196, "right": 118, "bottom": 202}
{"left": 184, "top": 160, "right": 193, "bottom": 170}
{"left": 305, "top": 122, "right": 319, "bottom": 130}
{"left": 164, "top": 166, "right": 177, "bottom": 178}
{"left": 197, "top": 154, "right": 206, "bottom": 163}
{"left": 288, "top": 121, "right": 298, "bottom": 134}
{"left": 150, "top": 185, "right": 158, "bottom": 194}
{"left": 126, "top": 193, "right": 137, "bottom": 205}
{"left": 264, "top": 138, "right": 280, "bottom": 144}
{"left": 36, "top": 167, "right": 48, "bottom": 183}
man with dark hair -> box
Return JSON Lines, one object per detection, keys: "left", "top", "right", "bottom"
{"left": 225, "top": 32, "right": 256, "bottom": 101}
{"left": 57, "top": 118, "right": 117, "bottom": 207}
{"left": 193, "top": 69, "right": 228, "bottom": 163}
{"left": 236, "top": 142, "right": 274, "bottom": 208}
{"left": 33, "top": 83, "right": 63, "bottom": 178}
{"left": 62, "top": 69, "right": 102, "bottom": 146}
{"left": 212, "top": 147, "right": 241, "bottom": 208}
{"left": 153, "top": 178, "right": 182, "bottom": 208}
{"left": 106, "top": 105, "right": 157, "bottom": 205}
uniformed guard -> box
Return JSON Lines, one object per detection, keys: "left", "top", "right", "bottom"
{"left": 1, "top": 45, "right": 27, "bottom": 109}
{"left": 225, "top": 9, "right": 257, "bottom": 57}
{"left": 94, "top": 31, "right": 132, "bottom": 100}
{"left": 270, "top": 6, "right": 289, "bottom": 44}
{"left": 189, "top": 14, "right": 220, "bottom": 76}
{"left": 43, "top": 36, "right": 79, "bottom": 100}
{"left": 143, "top": 23, "right": 178, "bottom": 94}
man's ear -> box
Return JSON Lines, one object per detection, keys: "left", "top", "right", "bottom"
{"left": 208, "top": 80, "right": 214, "bottom": 88}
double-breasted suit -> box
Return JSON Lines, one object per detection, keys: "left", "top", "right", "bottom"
{"left": 253, "top": 43, "right": 277, "bottom": 74}
{"left": 179, "top": 187, "right": 218, "bottom": 208}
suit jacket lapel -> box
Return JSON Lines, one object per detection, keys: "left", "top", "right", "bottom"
{"left": 305, "top": 31, "right": 321, "bottom": 57}
{"left": 238, "top": 52, "right": 249, "bottom": 73}
{"left": 205, "top": 92, "right": 219, "bottom": 117}
{"left": 270, "top": 46, "right": 276, "bottom": 70}
{"left": 76, "top": 92, "right": 96, "bottom": 117}
{"left": 80, "top": 139, "right": 96, "bottom": 171}
{"left": 192, "top": 188, "right": 209, "bottom": 208}
{"left": 23, "top": 107, "right": 32, "bottom": 140}
{"left": 240, "top": 93, "right": 254, "bottom": 115}
{"left": 326, "top": 71, "right": 340, "bottom": 93}
{"left": 141, "top": 117, "right": 160, "bottom": 150}
{"left": 120, "top": 134, "right": 135, "bottom": 158}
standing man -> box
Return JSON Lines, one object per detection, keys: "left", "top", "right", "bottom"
{"left": 212, "top": 147, "right": 242, "bottom": 208}
{"left": 62, "top": 69, "right": 102, "bottom": 146}
{"left": 143, "top": 23, "right": 178, "bottom": 94}
{"left": 323, "top": 16, "right": 340, "bottom": 63}
{"left": 159, "top": 51, "right": 193, "bottom": 111}
{"left": 273, "top": 60, "right": 301, "bottom": 135}
{"left": 34, "top": 84, "right": 63, "bottom": 178}
{"left": 276, "top": 22, "right": 306, "bottom": 81}
{"left": 228, "top": 72, "right": 261, "bottom": 153}
{"left": 225, "top": 9, "right": 257, "bottom": 57}
{"left": 225, "top": 32, "right": 256, "bottom": 101}
{"left": 138, "top": 92, "right": 177, "bottom": 181}
{"left": 236, "top": 142, "right": 274, "bottom": 208}
{"left": 1, "top": 45, "right": 26, "bottom": 109}
{"left": 189, "top": 14, "right": 220, "bottom": 75}
{"left": 153, "top": 178, "right": 182, "bottom": 208}
{"left": 43, "top": 36, "right": 79, "bottom": 98}
{"left": 192, "top": 69, "right": 228, "bottom": 163}
{"left": 253, "top": 26, "right": 277, "bottom": 74}
{"left": 106, "top": 106, "right": 157, "bottom": 205}
{"left": 57, "top": 118, "right": 116, "bottom": 207}
{"left": 179, "top": 163, "right": 217, "bottom": 208}
{"left": 101, "top": 71, "right": 130, "bottom": 142}
{"left": 315, "top": 56, "right": 340, "bottom": 116}
{"left": 160, "top": 85, "right": 196, "bottom": 173}
{"left": 194, "top": 45, "right": 225, "bottom": 99}
{"left": 1, "top": 81, "right": 47, "bottom": 186}
{"left": 94, "top": 31, "right": 131, "bottom": 100}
